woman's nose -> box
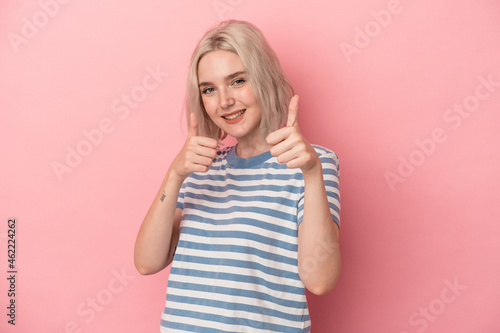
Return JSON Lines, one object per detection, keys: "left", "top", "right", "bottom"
{"left": 219, "top": 89, "right": 235, "bottom": 109}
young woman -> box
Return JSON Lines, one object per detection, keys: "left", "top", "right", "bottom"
{"left": 134, "top": 20, "right": 341, "bottom": 332}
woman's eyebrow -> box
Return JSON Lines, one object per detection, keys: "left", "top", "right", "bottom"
{"left": 199, "top": 71, "right": 246, "bottom": 87}
{"left": 225, "top": 71, "right": 246, "bottom": 81}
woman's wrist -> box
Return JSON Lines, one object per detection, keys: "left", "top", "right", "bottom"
{"left": 301, "top": 156, "right": 322, "bottom": 180}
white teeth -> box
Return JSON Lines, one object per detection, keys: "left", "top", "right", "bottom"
{"left": 224, "top": 110, "right": 245, "bottom": 120}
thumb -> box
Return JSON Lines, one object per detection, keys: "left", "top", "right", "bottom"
{"left": 188, "top": 112, "right": 198, "bottom": 137}
{"left": 286, "top": 95, "right": 299, "bottom": 127}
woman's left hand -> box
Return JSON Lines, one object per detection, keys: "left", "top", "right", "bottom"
{"left": 266, "top": 95, "right": 320, "bottom": 173}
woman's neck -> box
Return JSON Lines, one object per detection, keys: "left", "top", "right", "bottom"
{"left": 235, "top": 138, "right": 271, "bottom": 159}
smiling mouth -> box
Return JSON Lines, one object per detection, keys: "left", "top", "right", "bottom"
{"left": 222, "top": 109, "right": 246, "bottom": 120}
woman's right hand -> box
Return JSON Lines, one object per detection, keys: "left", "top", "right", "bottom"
{"left": 171, "top": 113, "right": 218, "bottom": 180}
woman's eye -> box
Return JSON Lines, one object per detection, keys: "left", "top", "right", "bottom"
{"left": 202, "top": 87, "right": 215, "bottom": 94}
{"left": 233, "top": 78, "right": 245, "bottom": 85}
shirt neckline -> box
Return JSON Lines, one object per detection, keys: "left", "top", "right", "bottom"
{"left": 226, "top": 144, "right": 273, "bottom": 168}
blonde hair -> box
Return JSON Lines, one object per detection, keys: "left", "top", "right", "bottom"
{"left": 185, "top": 20, "right": 294, "bottom": 141}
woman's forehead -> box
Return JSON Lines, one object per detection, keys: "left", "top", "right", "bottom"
{"left": 198, "top": 50, "right": 245, "bottom": 82}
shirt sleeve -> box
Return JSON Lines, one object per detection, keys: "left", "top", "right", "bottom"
{"left": 297, "top": 147, "right": 341, "bottom": 229}
{"left": 176, "top": 179, "right": 187, "bottom": 210}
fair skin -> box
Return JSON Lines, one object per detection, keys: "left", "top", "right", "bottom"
{"left": 198, "top": 50, "right": 269, "bottom": 158}
{"left": 134, "top": 50, "right": 340, "bottom": 295}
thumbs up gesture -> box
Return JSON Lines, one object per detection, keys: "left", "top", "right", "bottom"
{"left": 171, "top": 113, "right": 219, "bottom": 180}
{"left": 266, "top": 95, "right": 320, "bottom": 172}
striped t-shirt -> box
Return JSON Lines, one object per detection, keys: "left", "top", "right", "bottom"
{"left": 160, "top": 144, "right": 340, "bottom": 332}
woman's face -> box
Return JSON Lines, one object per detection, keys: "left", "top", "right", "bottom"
{"left": 198, "top": 50, "right": 263, "bottom": 144}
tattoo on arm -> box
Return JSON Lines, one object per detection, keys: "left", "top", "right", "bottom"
{"left": 160, "top": 192, "right": 166, "bottom": 202}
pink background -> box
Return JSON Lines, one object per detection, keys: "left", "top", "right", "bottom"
{"left": 1, "top": 0, "right": 499, "bottom": 332}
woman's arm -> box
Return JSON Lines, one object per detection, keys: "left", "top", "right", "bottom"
{"left": 134, "top": 113, "right": 218, "bottom": 275}
{"left": 297, "top": 164, "right": 340, "bottom": 295}
{"left": 134, "top": 171, "right": 184, "bottom": 275}
{"left": 266, "top": 95, "right": 341, "bottom": 295}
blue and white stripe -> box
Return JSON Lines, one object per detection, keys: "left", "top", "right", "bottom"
{"left": 161, "top": 144, "right": 340, "bottom": 332}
